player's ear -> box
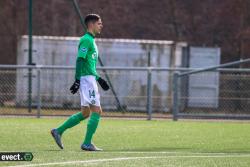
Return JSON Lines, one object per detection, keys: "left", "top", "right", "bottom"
{"left": 88, "top": 22, "right": 94, "bottom": 28}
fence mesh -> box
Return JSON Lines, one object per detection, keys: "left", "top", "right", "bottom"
{"left": 0, "top": 67, "right": 171, "bottom": 118}
{"left": 1, "top": 66, "right": 250, "bottom": 119}
{"left": 177, "top": 70, "right": 250, "bottom": 118}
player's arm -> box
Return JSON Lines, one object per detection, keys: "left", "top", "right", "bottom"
{"left": 75, "top": 57, "right": 84, "bottom": 81}
{"left": 95, "top": 57, "right": 109, "bottom": 91}
{"left": 97, "top": 76, "right": 109, "bottom": 91}
{"left": 70, "top": 39, "right": 90, "bottom": 94}
{"left": 77, "top": 38, "right": 90, "bottom": 60}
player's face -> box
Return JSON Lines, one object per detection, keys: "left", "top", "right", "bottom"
{"left": 93, "top": 19, "right": 103, "bottom": 35}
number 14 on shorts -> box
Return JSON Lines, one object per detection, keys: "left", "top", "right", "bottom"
{"left": 89, "top": 90, "right": 95, "bottom": 98}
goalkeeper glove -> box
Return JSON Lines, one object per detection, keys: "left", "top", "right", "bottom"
{"left": 70, "top": 80, "right": 80, "bottom": 94}
{"left": 97, "top": 77, "right": 110, "bottom": 91}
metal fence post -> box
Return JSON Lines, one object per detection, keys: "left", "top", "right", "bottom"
{"left": 172, "top": 71, "right": 179, "bottom": 121}
{"left": 36, "top": 67, "right": 41, "bottom": 118}
{"left": 28, "top": 0, "right": 33, "bottom": 113}
{"left": 147, "top": 51, "right": 152, "bottom": 120}
{"left": 147, "top": 68, "right": 152, "bottom": 120}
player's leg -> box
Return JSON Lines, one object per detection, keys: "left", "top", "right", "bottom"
{"left": 80, "top": 75, "right": 102, "bottom": 151}
{"left": 56, "top": 107, "right": 89, "bottom": 135}
{"left": 51, "top": 79, "right": 91, "bottom": 149}
{"left": 81, "top": 105, "right": 102, "bottom": 151}
{"left": 81, "top": 106, "right": 91, "bottom": 118}
{"left": 53, "top": 76, "right": 92, "bottom": 136}
{"left": 51, "top": 107, "right": 89, "bottom": 149}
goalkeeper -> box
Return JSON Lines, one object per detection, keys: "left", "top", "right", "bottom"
{"left": 51, "top": 14, "right": 109, "bottom": 151}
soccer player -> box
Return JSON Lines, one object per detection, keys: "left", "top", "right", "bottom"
{"left": 51, "top": 14, "right": 109, "bottom": 151}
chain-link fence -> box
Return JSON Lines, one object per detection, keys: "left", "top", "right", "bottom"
{"left": 0, "top": 65, "right": 175, "bottom": 119}
{"left": 173, "top": 59, "right": 250, "bottom": 120}
{"left": 1, "top": 65, "right": 250, "bottom": 120}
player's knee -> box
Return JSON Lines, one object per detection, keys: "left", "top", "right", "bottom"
{"left": 81, "top": 106, "right": 90, "bottom": 118}
{"left": 83, "top": 112, "right": 90, "bottom": 118}
{"left": 90, "top": 105, "right": 102, "bottom": 115}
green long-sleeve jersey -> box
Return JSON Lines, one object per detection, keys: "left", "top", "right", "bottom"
{"left": 75, "top": 32, "right": 99, "bottom": 80}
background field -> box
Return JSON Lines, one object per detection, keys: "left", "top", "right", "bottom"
{"left": 0, "top": 117, "right": 250, "bottom": 167}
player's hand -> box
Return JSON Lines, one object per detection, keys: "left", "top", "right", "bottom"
{"left": 97, "top": 77, "right": 110, "bottom": 91}
{"left": 70, "top": 80, "right": 80, "bottom": 94}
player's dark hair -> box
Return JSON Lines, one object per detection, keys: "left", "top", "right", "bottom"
{"left": 84, "top": 14, "right": 101, "bottom": 27}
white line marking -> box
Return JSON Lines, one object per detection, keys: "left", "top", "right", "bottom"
{"left": 91, "top": 151, "right": 250, "bottom": 155}
{"left": 7, "top": 154, "right": 250, "bottom": 167}
{"left": 7, "top": 157, "right": 164, "bottom": 167}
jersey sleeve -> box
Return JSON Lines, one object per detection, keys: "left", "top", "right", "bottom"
{"left": 77, "top": 38, "right": 91, "bottom": 59}
{"left": 75, "top": 57, "right": 84, "bottom": 80}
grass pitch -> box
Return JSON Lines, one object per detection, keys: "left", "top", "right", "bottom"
{"left": 0, "top": 117, "right": 250, "bottom": 167}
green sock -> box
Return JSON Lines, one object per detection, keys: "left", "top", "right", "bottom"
{"left": 83, "top": 112, "right": 100, "bottom": 145}
{"left": 56, "top": 112, "right": 85, "bottom": 135}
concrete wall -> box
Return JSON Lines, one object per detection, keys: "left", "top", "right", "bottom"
{"left": 16, "top": 35, "right": 187, "bottom": 112}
